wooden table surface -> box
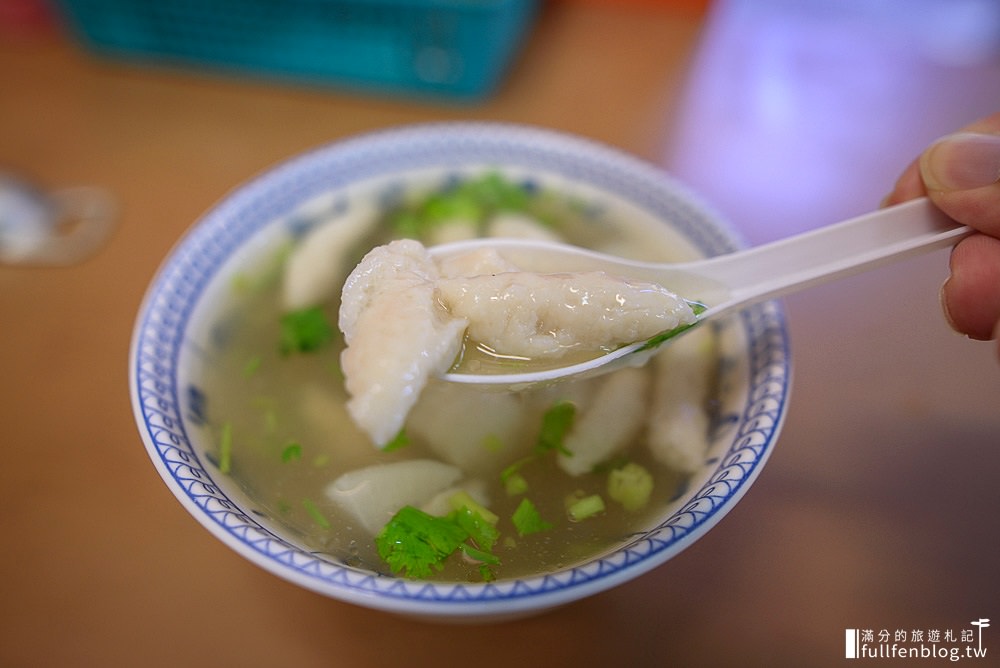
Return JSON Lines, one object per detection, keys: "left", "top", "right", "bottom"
{"left": 2, "top": 2, "right": 998, "bottom": 666}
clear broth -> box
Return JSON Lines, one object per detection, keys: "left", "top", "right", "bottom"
{"left": 197, "top": 172, "right": 716, "bottom": 582}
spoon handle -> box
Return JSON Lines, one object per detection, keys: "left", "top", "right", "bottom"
{"left": 691, "top": 197, "right": 971, "bottom": 312}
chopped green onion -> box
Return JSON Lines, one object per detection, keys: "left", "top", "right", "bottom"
{"left": 382, "top": 429, "right": 410, "bottom": 452}
{"left": 607, "top": 462, "right": 654, "bottom": 512}
{"left": 511, "top": 498, "right": 552, "bottom": 536}
{"left": 448, "top": 491, "right": 498, "bottom": 526}
{"left": 301, "top": 498, "right": 331, "bottom": 529}
{"left": 478, "top": 563, "right": 496, "bottom": 582}
{"left": 566, "top": 493, "right": 605, "bottom": 522}
{"left": 242, "top": 356, "right": 262, "bottom": 377}
{"left": 481, "top": 433, "right": 504, "bottom": 452}
{"left": 251, "top": 396, "right": 277, "bottom": 433}
{"left": 264, "top": 409, "right": 278, "bottom": 433}
{"left": 500, "top": 455, "right": 533, "bottom": 486}
{"left": 460, "top": 543, "right": 501, "bottom": 565}
{"left": 639, "top": 301, "right": 708, "bottom": 351}
{"left": 389, "top": 209, "right": 423, "bottom": 239}
{"left": 230, "top": 242, "right": 293, "bottom": 294}
{"left": 450, "top": 511, "right": 499, "bottom": 554}
{"left": 281, "top": 442, "right": 302, "bottom": 463}
{"left": 279, "top": 306, "right": 334, "bottom": 354}
{"left": 499, "top": 401, "right": 577, "bottom": 496}
{"left": 218, "top": 422, "right": 233, "bottom": 474}
{"left": 503, "top": 472, "right": 529, "bottom": 496}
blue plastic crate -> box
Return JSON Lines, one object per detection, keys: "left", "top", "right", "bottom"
{"left": 55, "top": 0, "right": 539, "bottom": 99}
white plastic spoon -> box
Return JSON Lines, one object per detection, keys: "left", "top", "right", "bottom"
{"left": 429, "top": 197, "right": 970, "bottom": 387}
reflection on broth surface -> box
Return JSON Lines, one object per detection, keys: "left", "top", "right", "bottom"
{"left": 198, "top": 172, "right": 720, "bottom": 582}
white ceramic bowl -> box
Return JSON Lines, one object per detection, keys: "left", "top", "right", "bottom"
{"left": 129, "top": 122, "right": 791, "bottom": 622}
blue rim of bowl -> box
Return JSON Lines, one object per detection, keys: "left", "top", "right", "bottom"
{"left": 128, "top": 122, "right": 791, "bottom": 616}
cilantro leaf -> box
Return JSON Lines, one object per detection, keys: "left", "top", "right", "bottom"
{"left": 376, "top": 494, "right": 507, "bottom": 580}
{"left": 279, "top": 306, "right": 333, "bottom": 354}
{"left": 375, "top": 506, "right": 468, "bottom": 579}
{"left": 536, "top": 401, "right": 576, "bottom": 456}
{"left": 457, "top": 172, "right": 530, "bottom": 213}
{"left": 450, "top": 504, "right": 500, "bottom": 552}
{"left": 281, "top": 442, "right": 302, "bottom": 463}
{"left": 388, "top": 172, "right": 534, "bottom": 242}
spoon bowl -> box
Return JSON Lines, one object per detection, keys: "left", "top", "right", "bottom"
{"left": 433, "top": 197, "right": 969, "bottom": 387}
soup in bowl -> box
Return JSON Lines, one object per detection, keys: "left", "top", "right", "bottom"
{"left": 129, "top": 122, "right": 790, "bottom": 621}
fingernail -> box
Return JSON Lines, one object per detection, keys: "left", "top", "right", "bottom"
{"left": 940, "top": 277, "right": 958, "bottom": 332}
{"left": 921, "top": 132, "right": 1000, "bottom": 191}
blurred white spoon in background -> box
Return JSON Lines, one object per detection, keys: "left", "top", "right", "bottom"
{"left": 0, "top": 174, "right": 116, "bottom": 265}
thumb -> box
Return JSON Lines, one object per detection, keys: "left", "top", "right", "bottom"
{"left": 919, "top": 132, "right": 1000, "bottom": 236}
{"left": 921, "top": 132, "right": 1000, "bottom": 192}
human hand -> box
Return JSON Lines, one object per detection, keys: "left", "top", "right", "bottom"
{"left": 884, "top": 113, "right": 1000, "bottom": 360}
